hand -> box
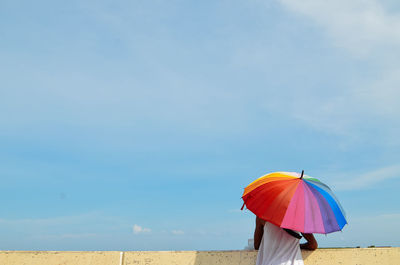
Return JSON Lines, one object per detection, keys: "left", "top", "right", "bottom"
{"left": 300, "top": 233, "right": 318, "bottom": 250}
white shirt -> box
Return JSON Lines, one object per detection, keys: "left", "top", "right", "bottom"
{"left": 256, "top": 222, "right": 304, "bottom": 265}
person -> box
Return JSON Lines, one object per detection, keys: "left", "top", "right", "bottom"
{"left": 254, "top": 216, "right": 318, "bottom": 265}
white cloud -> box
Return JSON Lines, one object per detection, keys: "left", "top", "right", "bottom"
{"left": 278, "top": 0, "right": 400, "bottom": 55}
{"left": 171, "top": 230, "right": 184, "bottom": 235}
{"left": 133, "top": 224, "right": 151, "bottom": 234}
{"left": 331, "top": 164, "right": 400, "bottom": 190}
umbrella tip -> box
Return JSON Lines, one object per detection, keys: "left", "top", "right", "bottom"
{"left": 300, "top": 170, "right": 304, "bottom": 179}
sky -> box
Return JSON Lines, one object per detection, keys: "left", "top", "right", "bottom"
{"left": 1, "top": 0, "right": 400, "bottom": 251}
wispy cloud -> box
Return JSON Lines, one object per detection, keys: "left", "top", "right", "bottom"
{"left": 331, "top": 165, "right": 400, "bottom": 190}
{"left": 358, "top": 68, "right": 400, "bottom": 117}
{"left": 278, "top": 0, "right": 400, "bottom": 55}
{"left": 171, "top": 230, "right": 184, "bottom": 235}
{"left": 31, "top": 233, "right": 98, "bottom": 240}
{"left": 327, "top": 212, "right": 400, "bottom": 247}
{"left": 261, "top": 0, "right": 400, "bottom": 143}
{"left": 0, "top": 212, "right": 130, "bottom": 236}
{"left": 133, "top": 224, "right": 151, "bottom": 234}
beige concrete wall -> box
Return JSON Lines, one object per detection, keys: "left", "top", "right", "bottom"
{"left": 123, "top": 251, "right": 256, "bottom": 265}
{"left": 0, "top": 251, "right": 121, "bottom": 265}
{"left": 1, "top": 248, "right": 399, "bottom": 265}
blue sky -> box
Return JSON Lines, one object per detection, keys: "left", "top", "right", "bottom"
{"left": 1, "top": 0, "right": 400, "bottom": 250}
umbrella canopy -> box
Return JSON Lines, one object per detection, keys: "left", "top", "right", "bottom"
{"left": 241, "top": 171, "right": 347, "bottom": 234}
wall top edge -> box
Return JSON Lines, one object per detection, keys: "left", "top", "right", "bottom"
{"left": 0, "top": 248, "right": 397, "bottom": 253}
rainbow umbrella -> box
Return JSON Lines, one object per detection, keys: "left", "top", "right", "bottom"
{"left": 241, "top": 171, "right": 347, "bottom": 234}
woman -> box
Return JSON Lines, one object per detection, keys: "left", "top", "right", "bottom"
{"left": 254, "top": 217, "right": 318, "bottom": 265}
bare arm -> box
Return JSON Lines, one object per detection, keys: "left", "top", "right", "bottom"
{"left": 254, "top": 217, "right": 265, "bottom": 250}
{"left": 300, "top": 233, "right": 318, "bottom": 250}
